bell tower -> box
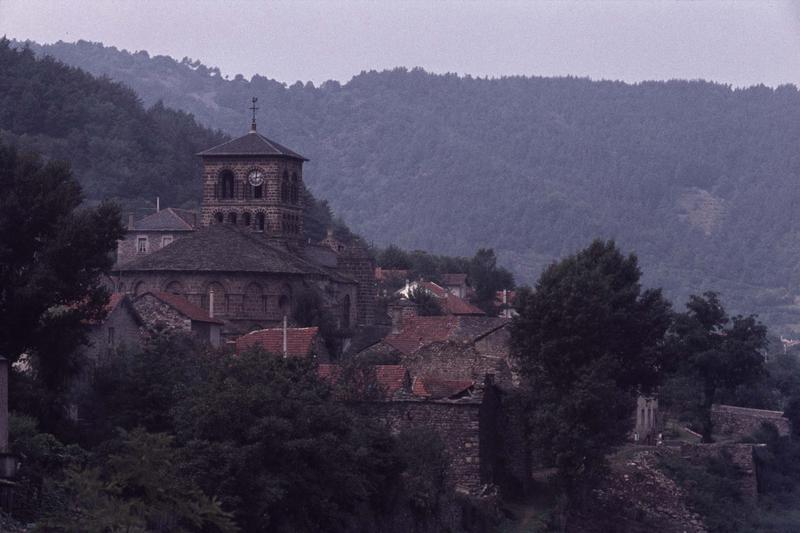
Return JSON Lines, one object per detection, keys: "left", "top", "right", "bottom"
{"left": 197, "top": 97, "right": 308, "bottom": 246}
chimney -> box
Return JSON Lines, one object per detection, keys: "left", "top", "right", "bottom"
{"left": 390, "top": 308, "right": 401, "bottom": 335}
{"left": 283, "top": 315, "right": 288, "bottom": 357}
{"left": 208, "top": 288, "right": 215, "bottom": 318}
{"left": 192, "top": 213, "right": 198, "bottom": 228}
{"left": 156, "top": 196, "right": 160, "bottom": 212}
{"left": 127, "top": 214, "right": 134, "bottom": 230}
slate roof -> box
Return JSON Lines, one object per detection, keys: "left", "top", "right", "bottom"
{"left": 236, "top": 326, "right": 319, "bottom": 357}
{"left": 198, "top": 131, "right": 308, "bottom": 161}
{"left": 115, "top": 225, "right": 350, "bottom": 280}
{"left": 131, "top": 208, "right": 197, "bottom": 231}
{"left": 383, "top": 316, "right": 509, "bottom": 355}
{"left": 139, "top": 292, "right": 223, "bottom": 324}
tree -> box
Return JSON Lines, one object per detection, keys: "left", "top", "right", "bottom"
{"left": 665, "top": 292, "right": 767, "bottom": 442}
{"left": 510, "top": 240, "right": 671, "bottom": 515}
{"left": 407, "top": 286, "right": 443, "bottom": 316}
{"left": 468, "top": 248, "right": 514, "bottom": 314}
{"left": 0, "top": 143, "right": 124, "bottom": 409}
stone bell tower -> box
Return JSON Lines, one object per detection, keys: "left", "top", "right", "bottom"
{"left": 197, "top": 97, "right": 308, "bottom": 246}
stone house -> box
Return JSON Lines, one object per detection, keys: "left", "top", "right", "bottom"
{"left": 117, "top": 208, "right": 198, "bottom": 265}
{"left": 133, "top": 291, "right": 224, "bottom": 346}
{"left": 83, "top": 293, "right": 144, "bottom": 365}
{"left": 440, "top": 273, "right": 469, "bottom": 299}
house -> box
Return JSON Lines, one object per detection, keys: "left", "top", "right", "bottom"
{"left": 495, "top": 290, "right": 517, "bottom": 318}
{"left": 397, "top": 280, "right": 485, "bottom": 316}
{"left": 84, "top": 293, "right": 144, "bottom": 363}
{"left": 133, "top": 291, "right": 224, "bottom": 346}
{"left": 236, "top": 326, "right": 327, "bottom": 360}
{"left": 440, "top": 273, "right": 469, "bottom": 299}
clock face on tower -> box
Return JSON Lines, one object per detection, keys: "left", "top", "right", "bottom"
{"left": 247, "top": 169, "right": 265, "bottom": 187}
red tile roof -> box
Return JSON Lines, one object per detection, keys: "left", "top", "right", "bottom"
{"left": 412, "top": 377, "right": 474, "bottom": 399}
{"left": 440, "top": 293, "right": 485, "bottom": 316}
{"left": 237, "top": 326, "right": 319, "bottom": 358}
{"left": 317, "top": 364, "right": 410, "bottom": 396}
{"left": 143, "top": 292, "right": 224, "bottom": 325}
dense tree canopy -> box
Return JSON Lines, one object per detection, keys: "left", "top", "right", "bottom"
{"left": 663, "top": 292, "right": 768, "bottom": 441}
{"left": 510, "top": 240, "right": 672, "bottom": 506}
{"left": 0, "top": 143, "right": 124, "bottom": 398}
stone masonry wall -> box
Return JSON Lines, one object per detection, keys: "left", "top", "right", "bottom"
{"left": 679, "top": 442, "right": 761, "bottom": 502}
{"left": 200, "top": 156, "right": 304, "bottom": 244}
{"left": 356, "top": 401, "right": 483, "bottom": 494}
{"left": 402, "top": 341, "right": 513, "bottom": 386}
{"left": 712, "top": 404, "right": 790, "bottom": 439}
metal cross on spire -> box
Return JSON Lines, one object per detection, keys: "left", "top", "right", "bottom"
{"left": 249, "top": 96, "right": 259, "bottom": 132}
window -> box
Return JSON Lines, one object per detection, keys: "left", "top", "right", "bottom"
{"left": 214, "top": 212, "right": 224, "bottom": 224}
{"left": 161, "top": 235, "right": 173, "bottom": 247}
{"left": 256, "top": 212, "right": 265, "bottom": 232}
{"left": 290, "top": 173, "right": 299, "bottom": 205}
{"left": 165, "top": 280, "right": 184, "bottom": 295}
{"left": 137, "top": 236, "right": 148, "bottom": 253}
{"left": 281, "top": 170, "right": 290, "bottom": 203}
{"left": 107, "top": 326, "right": 115, "bottom": 357}
{"left": 253, "top": 184, "right": 263, "bottom": 199}
{"left": 227, "top": 212, "right": 238, "bottom": 225}
{"left": 219, "top": 169, "right": 235, "bottom": 199}
{"left": 243, "top": 212, "right": 252, "bottom": 226}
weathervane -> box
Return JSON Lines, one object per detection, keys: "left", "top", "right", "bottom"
{"left": 249, "top": 96, "right": 259, "bottom": 132}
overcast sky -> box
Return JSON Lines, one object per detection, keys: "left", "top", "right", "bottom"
{"left": 1, "top": 0, "right": 799, "bottom": 87}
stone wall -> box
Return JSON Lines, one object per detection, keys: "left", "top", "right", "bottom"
{"left": 84, "top": 303, "right": 143, "bottom": 364}
{"left": 336, "top": 246, "right": 377, "bottom": 326}
{"left": 402, "top": 340, "right": 513, "bottom": 387}
{"left": 679, "top": 442, "right": 761, "bottom": 502}
{"left": 133, "top": 293, "right": 193, "bottom": 332}
{"left": 712, "top": 404, "right": 790, "bottom": 439}
{"left": 357, "top": 400, "right": 484, "bottom": 494}
{"left": 113, "top": 271, "right": 357, "bottom": 338}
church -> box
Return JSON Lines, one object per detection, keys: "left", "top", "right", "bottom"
{"left": 111, "top": 105, "right": 376, "bottom": 339}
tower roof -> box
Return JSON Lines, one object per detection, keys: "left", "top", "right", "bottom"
{"left": 198, "top": 131, "right": 308, "bottom": 161}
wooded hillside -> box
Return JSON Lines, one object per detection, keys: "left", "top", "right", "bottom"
{"left": 14, "top": 39, "right": 800, "bottom": 331}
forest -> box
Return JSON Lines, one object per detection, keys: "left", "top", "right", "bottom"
{"left": 13, "top": 39, "right": 800, "bottom": 333}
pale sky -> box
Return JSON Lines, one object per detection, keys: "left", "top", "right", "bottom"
{"left": 1, "top": 0, "right": 799, "bottom": 87}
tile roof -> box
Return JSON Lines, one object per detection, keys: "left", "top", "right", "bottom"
{"left": 140, "top": 292, "right": 224, "bottom": 324}
{"left": 440, "top": 293, "right": 485, "bottom": 316}
{"left": 131, "top": 208, "right": 197, "bottom": 231}
{"left": 383, "top": 315, "right": 509, "bottom": 355}
{"left": 412, "top": 377, "right": 475, "bottom": 399}
{"left": 115, "top": 225, "right": 346, "bottom": 279}
{"left": 317, "top": 364, "right": 410, "bottom": 396}
{"left": 198, "top": 131, "right": 308, "bottom": 160}
{"left": 236, "top": 326, "right": 319, "bottom": 357}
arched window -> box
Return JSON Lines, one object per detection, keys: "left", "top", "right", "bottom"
{"left": 203, "top": 282, "right": 226, "bottom": 316}
{"left": 342, "top": 295, "right": 351, "bottom": 329}
{"left": 219, "top": 169, "right": 235, "bottom": 199}
{"left": 133, "top": 281, "right": 146, "bottom": 297}
{"left": 256, "top": 212, "right": 265, "bottom": 232}
{"left": 244, "top": 283, "right": 264, "bottom": 316}
{"left": 281, "top": 170, "right": 290, "bottom": 203}
{"left": 290, "top": 173, "right": 299, "bottom": 205}
{"left": 243, "top": 212, "right": 252, "bottom": 226}
{"left": 165, "top": 280, "right": 184, "bottom": 296}
{"left": 253, "top": 184, "right": 263, "bottom": 199}
{"left": 227, "top": 212, "right": 238, "bottom": 225}
{"left": 214, "top": 212, "right": 224, "bottom": 224}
